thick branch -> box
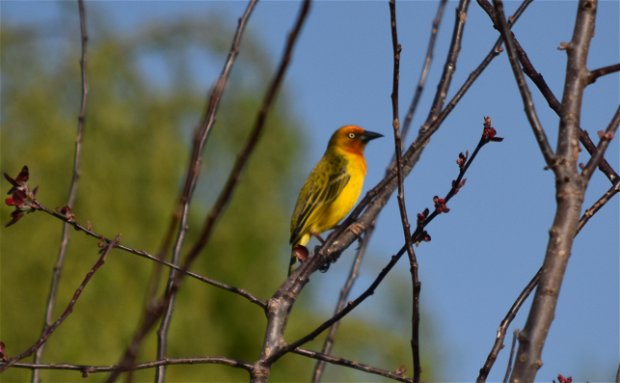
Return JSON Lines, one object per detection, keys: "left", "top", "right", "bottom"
{"left": 509, "top": 1, "right": 597, "bottom": 380}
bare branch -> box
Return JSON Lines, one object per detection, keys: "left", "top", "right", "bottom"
{"left": 581, "top": 105, "right": 620, "bottom": 181}
{"left": 502, "top": 330, "right": 519, "bottom": 383}
{"left": 401, "top": 0, "right": 448, "bottom": 141}
{"left": 425, "top": 0, "right": 471, "bottom": 124}
{"left": 587, "top": 62, "right": 620, "bottom": 84}
{"left": 1, "top": 238, "right": 118, "bottom": 371}
{"left": 10, "top": 356, "right": 253, "bottom": 376}
{"left": 502, "top": 20, "right": 619, "bottom": 183}
{"left": 32, "top": 1, "right": 89, "bottom": 382}
{"left": 477, "top": 0, "right": 555, "bottom": 165}
{"left": 577, "top": 178, "right": 620, "bottom": 234}
{"left": 509, "top": 0, "right": 598, "bottom": 380}
{"left": 296, "top": 347, "right": 412, "bottom": 383}
{"left": 311, "top": 224, "right": 374, "bottom": 382}
{"left": 476, "top": 269, "right": 540, "bottom": 383}
{"left": 388, "top": 1, "right": 421, "bottom": 379}
{"left": 155, "top": 2, "right": 258, "bottom": 382}
{"left": 33, "top": 203, "right": 266, "bottom": 308}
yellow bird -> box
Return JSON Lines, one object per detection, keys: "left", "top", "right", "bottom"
{"left": 289, "top": 125, "right": 383, "bottom": 275}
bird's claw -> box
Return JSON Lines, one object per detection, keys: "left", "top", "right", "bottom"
{"left": 348, "top": 222, "right": 365, "bottom": 237}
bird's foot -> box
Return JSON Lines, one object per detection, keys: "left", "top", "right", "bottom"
{"left": 348, "top": 222, "right": 365, "bottom": 237}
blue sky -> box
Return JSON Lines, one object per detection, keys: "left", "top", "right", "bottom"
{"left": 3, "top": 1, "right": 619, "bottom": 381}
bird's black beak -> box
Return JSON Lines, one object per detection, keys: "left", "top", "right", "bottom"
{"left": 361, "top": 130, "right": 383, "bottom": 143}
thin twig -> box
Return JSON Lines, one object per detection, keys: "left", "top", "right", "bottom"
{"left": 476, "top": 269, "right": 540, "bottom": 383}
{"left": 422, "top": 0, "right": 532, "bottom": 145}
{"left": 587, "top": 62, "right": 620, "bottom": 84}
{"left": 1, "top": 238, "right": 118, "bottom": 371}
{"left": 34, "top": 203, "right": 266, "bottom": 308}
{"left": 154, "top": 2, "right": 258, "bottom": 382}
{"left": 311, "top": 224, "right": 374, "bottom": 383}
{"left": 502, "top": 330, "right": 519, "bottom": 383}
{"left": 581, "top": 105, "right": 620, "bottom": 181}
{"left": 576, "top": 178, "right": 620, "bottom": 234}
{"left": 477, "top": 0, "right": 555, "bottom": 166}
{"left": 424, "top": 0, "right": 471, "bottom": 125}
{"left": 401, "top": 0, "right": 448, "bottom": 141}
{"left": 31, "top": 1, "right": 89, "bottom": 382}
{"left": 296, "top": 347, "right": 412, "bottom": 383}
{"left": 8, "top": 356, "right": 253, "bottom": 375}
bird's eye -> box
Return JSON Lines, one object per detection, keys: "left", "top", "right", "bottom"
{"left": 348, "top": 132, "right": 356, "bottom": 139}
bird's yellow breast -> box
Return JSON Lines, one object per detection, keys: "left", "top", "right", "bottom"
{"left": 310, "top": 150, "right": 366, "bottom": 234}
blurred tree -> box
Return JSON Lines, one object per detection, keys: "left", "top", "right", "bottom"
{"left": 1, "top": 4, "right": 430, "bottom": 382}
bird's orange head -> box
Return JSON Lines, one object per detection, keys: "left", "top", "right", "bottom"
{"left": 327, "top": 125, "right": 383, "bottom": 156}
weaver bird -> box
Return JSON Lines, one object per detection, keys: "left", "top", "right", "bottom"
{"left": 288, "top": 125, "right": 383, "bottom": 275}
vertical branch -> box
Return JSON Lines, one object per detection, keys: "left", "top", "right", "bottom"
{"left": 388, "top": 0, "right": 421, "bottom": 381}
{"left": 31, "top": 1, "right": 89, "bottom": 382}
{"left": 311, "top": 224, "right": 375, "bottom": 383}
{"left": 506, "top": 0, "right": 597, "bottom": 380}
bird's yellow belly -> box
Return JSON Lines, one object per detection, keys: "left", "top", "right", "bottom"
{"left": 312, "top": 162, "right": 364, "bottom": 233}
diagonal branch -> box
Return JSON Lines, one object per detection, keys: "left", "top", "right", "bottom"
{"left": 32, "top": 2, "right": 89, "bottom": 381}
{"left": 296, "top": 347, "right": 412, "bottom": 383}
{"left": 425, "top": 0, "right": 471, "bottom": 124}
{"left": 477, "top": 0, "right": 555, "bottom": 166}
{"left": 34, "top": 203, "right": 266, "bottom": 308}
{"left": 401, "top": 0, "right": 448, "bottom": 141}
{"left": 1, "top": 238, "right": 118, "bottom": 371}
{"left": 476, "top": 269, "right": 540, "bottom": 383}
{"left": 154, "top": 2, "right": 258, "bottom": 382}
{"left": 310, "top": 224, "right": 374, "bottom": 383}
{"left": 104, "top": 2, "right": 311, "bottom": 382}
{"left": 581, "top": 105, "right": 620, "bottom": 181}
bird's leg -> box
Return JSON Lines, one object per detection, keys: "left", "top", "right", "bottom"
{"left": 311, "top": 232, "right": 327, "bottom": 244}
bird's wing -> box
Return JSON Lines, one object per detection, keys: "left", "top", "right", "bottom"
{"left": 290, "top": 163, "right": 350, "bottom": 245}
